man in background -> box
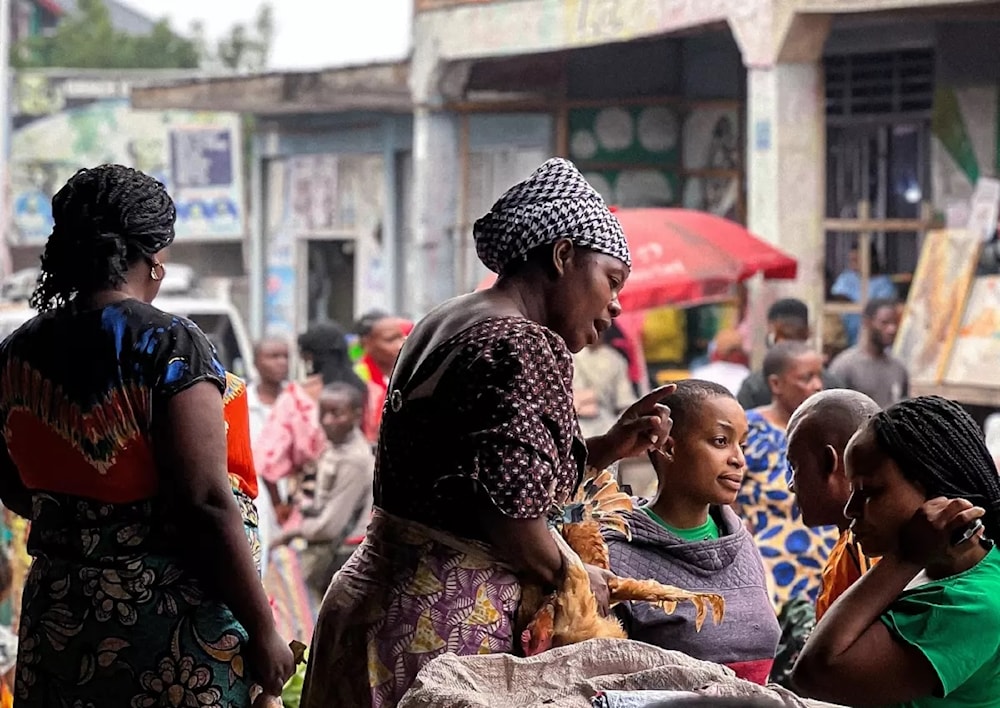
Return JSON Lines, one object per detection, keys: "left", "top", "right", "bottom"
{"left": 828, "top": 297, "right": 908, "bottom": 409}
{"left": 737, "top": 299, "right": 843, "bottom": 409}
{"left": 354, "top": 311, "right": 412, "bottom": 443}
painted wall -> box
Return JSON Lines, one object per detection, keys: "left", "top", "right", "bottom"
{"left": 931, "top": 22, "right": 1000, "bottom": 222}
{"left": 8, "top": 71, "right": 244, "bottom": 246}
{"left": 260, "top": 113, "right": 413, "bottom": 337}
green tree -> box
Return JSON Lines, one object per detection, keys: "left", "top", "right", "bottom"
{"left": 10, "top": 0, "right": 275, "bottom": 72}
{"left": 12, "top": 0, "right": 200, "bottom": 69}
{"left": 205, "top": 4, "right": 274, "bottom": 72}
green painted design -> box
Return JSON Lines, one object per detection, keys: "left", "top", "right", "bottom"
{"left": 933, "top": 86, "right": 980, "bottom": 185}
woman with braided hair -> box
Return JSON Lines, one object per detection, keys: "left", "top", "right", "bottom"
{"left": 794, "top": 395, "right": 1000, "bottom": 707}
{"left": 0, "top": 165, "right": 293, "bottom": 705}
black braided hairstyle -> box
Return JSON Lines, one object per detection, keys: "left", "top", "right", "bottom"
{"left": 30, "top": 165, "right": 176, "bottom": 312}
{"left": 297, "top": 322, "right": 367, "bottom": 396}
{"left": 870, "top": 395, "right": 1000, "bottom": 540}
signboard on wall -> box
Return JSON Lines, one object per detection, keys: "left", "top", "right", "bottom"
{"left": 7, "top": 72, "right": 244, "bottom": 245}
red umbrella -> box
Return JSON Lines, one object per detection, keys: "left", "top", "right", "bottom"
{"left": 476, "top": 207, "right": 797, "bottom": 311}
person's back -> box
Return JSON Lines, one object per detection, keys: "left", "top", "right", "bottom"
{"left": 0, "top": 164, "right": 293, "bottom": 706}
{"left": 828, "top": 345, "right": 908, "bottom": 409}
{"left": 1, "top": 301, "right": 219, "bottom": 504}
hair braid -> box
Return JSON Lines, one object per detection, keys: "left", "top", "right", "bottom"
{"left": 871, "top": 395, "right": 1000, "bottom": 539}
{"left": 30, "top": 165, "right": 176, "bottom": 312}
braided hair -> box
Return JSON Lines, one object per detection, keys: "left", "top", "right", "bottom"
{"left": 297, "top": 322, "right": 367, "bottom": 395}
{"left": 870, "top": 395, "right": 1000, "bottom": 539}
{"left": 30, "top": 165, "right": 176, "bottom": 312}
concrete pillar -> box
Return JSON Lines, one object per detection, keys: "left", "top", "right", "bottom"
{"left": 746, "top": 62, "right": 827, "bottom": 317}
{"left": 408, "top": 106, "right": 459, "bottom": 316}
{"left": 730, "top": 10, "right": 831, "bottom": 364}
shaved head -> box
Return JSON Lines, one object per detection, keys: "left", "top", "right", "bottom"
{"left": 788, "top": 389, "right": 881, "bottom": 449}
{"left": 786, "top": 389, "right": 881, "bottom": 528}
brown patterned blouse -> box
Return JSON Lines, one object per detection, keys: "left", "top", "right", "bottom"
{"left": 374, "top": 316, "right": 586, "bottom": 540}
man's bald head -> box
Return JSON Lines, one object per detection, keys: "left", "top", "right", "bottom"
{"left": 788, "top": 389, "right": 881, "bottom": 450}
{"left": 786, "top": 389, "right": 881, "bottom": 528}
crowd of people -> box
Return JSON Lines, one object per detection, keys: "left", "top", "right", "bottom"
{"left": 0, "top": 160, "right": 995, "bottom": 708}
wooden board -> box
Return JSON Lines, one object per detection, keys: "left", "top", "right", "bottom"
{"left": 943, "top": 275, "right": 1000, "bottom": 387}
{"left": 893, "top": 228, "right": 980, "bottom": 385}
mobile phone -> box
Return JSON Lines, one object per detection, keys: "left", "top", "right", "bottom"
{"left": 951, "top": 518, "right": 984, "bottom": 547}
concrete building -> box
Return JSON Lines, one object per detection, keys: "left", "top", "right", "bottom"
{"left": 133, "top": 62, "right": 415, "bottom": 340}
{"left": 409, "top": 0, "right": 1000, "bottom": 355}
{"left": 131, "top": 0, "right": 1000, "bottom": 349}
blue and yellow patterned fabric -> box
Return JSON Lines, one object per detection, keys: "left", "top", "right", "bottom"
{"left": 737, "top": 409, "right": 839, "bottom": 610}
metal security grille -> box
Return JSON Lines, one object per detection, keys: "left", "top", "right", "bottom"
{"left": 825, "top": 49, "right": 935, "bottom": 118}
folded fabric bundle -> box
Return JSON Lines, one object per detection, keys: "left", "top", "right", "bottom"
{"left": 398, "top": 639, "right": 845, "bottom": 708}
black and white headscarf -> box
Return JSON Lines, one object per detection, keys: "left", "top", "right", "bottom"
{"left": 473, "top": 157, "right": 631, "bottom": 275}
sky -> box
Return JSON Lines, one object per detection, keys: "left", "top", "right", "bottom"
{"left": 120, "top": 0, "right": 413, "bottom": 71}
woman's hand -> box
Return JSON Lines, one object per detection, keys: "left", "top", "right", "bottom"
{"left": 585, "top": 564, "right": 614, "bottom": 616}
{"left": 898, "top": 497, "right": 986, "bottom": 567}
{"left": 587, "top": 385, "right": 675, "bottom": 469}
{"left": 246, "top": 630, "right": 295, "bottom": 697}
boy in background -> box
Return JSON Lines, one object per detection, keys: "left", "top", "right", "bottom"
{"left": 275, "top": 383, "right": 375, "bottom": 604}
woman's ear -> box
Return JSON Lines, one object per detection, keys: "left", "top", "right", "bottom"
{"left": 766, "top": 374, "right": 780, "bottom": 396}
{"left": 550, "top": 239, "right": 575, "bottom": 278}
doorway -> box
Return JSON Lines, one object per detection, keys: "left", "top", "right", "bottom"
{"left": 303, "top": 238, "right": 356, "bottom": 330}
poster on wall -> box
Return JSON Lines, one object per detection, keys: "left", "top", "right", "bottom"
{"left": 8, "top": 73, "right": 243, "bottom": 244}
{"left": 288, "top": 154, "right": 339, "bottom": 234}
{"left": 893, "top": 228, "right": 980, "bottom": 384}
{"left": 943, "top": 275, "right": 1000, "bottom": 387}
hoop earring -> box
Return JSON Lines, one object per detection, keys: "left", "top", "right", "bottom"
{"left": 150, "top": 262, "right": 163, "bottom": 281}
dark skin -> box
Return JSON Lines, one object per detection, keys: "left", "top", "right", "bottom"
{"left": 786, "top": 390, "right": 880, "bottom": 529}
{"left": 758, "top": 351, "right": 824, "bottom": 430}
{"left": 362, "top": 317, "right": 408, "bottom": 375}
{"left": 648, "top": 396, "right": 748, "bottom": 530}
{"left": 393, "top": 240, "right": 674, "bottom": 612}
{"left": 792, "top": 426, "right": 989, "bottom": 705}
{"left": 253, "top": 338, "right": 290, "bottom": 405}
{"left": 0, "top": 255, "right": 294, "bottom": 696}
{"left": 863, "top": 304, "right": 900, "bottom": 356}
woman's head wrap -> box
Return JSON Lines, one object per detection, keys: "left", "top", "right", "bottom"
{"left": 473, "top": 158, "right": 630, "bottom": 275}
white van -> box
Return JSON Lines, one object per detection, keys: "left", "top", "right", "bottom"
{"left": 0, "top": 268, "right": 256, "bottom": 381}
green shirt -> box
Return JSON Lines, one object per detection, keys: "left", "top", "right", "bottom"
{"left": 642, "top": 507, "right": 720, "bottom": 541}
{"left": 882, "top": 544, "right": 1000, "bottom": 707}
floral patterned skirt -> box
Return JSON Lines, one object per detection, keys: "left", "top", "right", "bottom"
{"left": 14, "top": 490, "right": 260, "bottom": 707}
{"left": 300, "top": 508, "right": 521, "bottom": 708}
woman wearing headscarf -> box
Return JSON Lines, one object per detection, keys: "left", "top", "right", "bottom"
{"left": 301, "top": 158, "right": 672, "bottom": 708}
{"left": 0, "top": 165, "right": 292, "bottom": 705}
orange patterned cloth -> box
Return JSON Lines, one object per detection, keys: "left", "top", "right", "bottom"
{"left": 815, "top": 530, "right": 879, "bottom": 620}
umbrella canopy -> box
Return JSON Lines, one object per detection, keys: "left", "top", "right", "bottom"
{"left": 475, "top": 207, "right": 797, "bottom": 311}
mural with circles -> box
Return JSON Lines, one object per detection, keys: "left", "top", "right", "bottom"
{"left": 568, "top": 103, "right": 742, "bottom": 221}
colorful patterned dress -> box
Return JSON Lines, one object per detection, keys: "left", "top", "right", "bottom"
{"left": 0, "top": 299, "right": 260, "bottom": 707}
{"left": 737, "top": 409, "right": 839, "bottom": 609}
{"left": 301, "top": 317, "right": 586, "bottom": 708}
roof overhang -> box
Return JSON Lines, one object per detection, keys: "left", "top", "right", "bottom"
{"left": 130, "top": 61, "right": 413, "bottom": 115}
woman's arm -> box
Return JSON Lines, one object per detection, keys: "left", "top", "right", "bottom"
{"left": 0, "top": 442, "right": 30, "bottom": 518}
{"left": 155, "top": 383, "right": 276, "bottom": 637}
{"left": 481, "top": 510, "right": 564, "bottom": 587}
{"left": 481, "top": 508, "right": 612, "bottom": 614}
{"left": 792, "top": 556, "right": 936, "bottom": 705}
